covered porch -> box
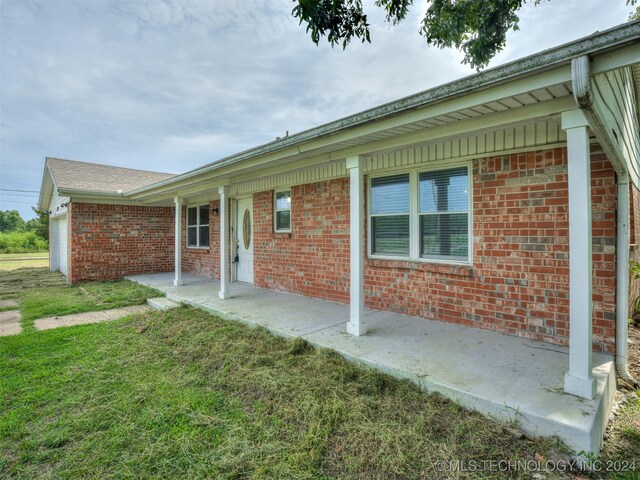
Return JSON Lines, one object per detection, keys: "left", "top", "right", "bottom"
{"left": 127, "top": 272, "right": 615, "bottom": 455}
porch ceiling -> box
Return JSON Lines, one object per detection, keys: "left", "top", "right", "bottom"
{"left": 133, "top": 81, "right": 575, "bottom": 204}
{"left": 308, "top": 82, "right": 573, "bottom": 155}
{"left": 126, "top": 22, "right": 639, "bottom": 204}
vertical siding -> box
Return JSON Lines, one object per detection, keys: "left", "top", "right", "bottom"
{"left": 233, "top": 119, "right": 567, "bottom": 196}
{"left": 592, "top": 67, "right": 640, "bottom": 186}
{"left": 49, "top": 189, "right": 69, "bottom": 218}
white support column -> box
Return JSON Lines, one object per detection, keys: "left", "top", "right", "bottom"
{"left": 346, "top": 155, "right": 366, "bottom": 336}
{"left": 218, "top": 186, "right": 230, "bottom": 300}
{"left": 562, "top": 109, "right": 596, "bottom": 399}
{"left": 173, "top": 196, "right": 183, "bottom": 287}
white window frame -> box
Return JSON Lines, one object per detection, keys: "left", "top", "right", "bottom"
{"left": 274, "top": 188, "right": 292, "bottom": 233}
{"left": 367, "top": 162, "right": 472, "bottom": 265}
{"left": 186, "top": 204, "right": 210, "bottom": 249}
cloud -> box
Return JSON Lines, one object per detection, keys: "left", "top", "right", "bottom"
{"left": 0, "top": 0, "right": 633, "bottom": 218}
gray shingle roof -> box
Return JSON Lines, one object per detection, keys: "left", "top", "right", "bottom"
{"left": 47, "top": 157, "right": 176, "bottom": 194}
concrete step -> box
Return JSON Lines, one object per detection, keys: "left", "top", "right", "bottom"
{"left": 147, "top": 297, "right": 181, "bottom": 311}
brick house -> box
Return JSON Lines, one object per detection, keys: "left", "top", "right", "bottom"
{"left": 39, "top": 23, "right": 640, "bottom": 449}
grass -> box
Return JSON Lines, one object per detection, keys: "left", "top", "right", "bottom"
{"left": 0, "top": 306, "right": 571, "bottom": 479}
{"left": 0, "top": 267, "right": 67, "bottom": 299}
{"left": 598, "top": 323, "right": 640, "bottom": 476}
{"left": 0, "top": 267, "right": 162, "bottom": 331}
{"left": 0, "top": 253, "right": 49, "bottom": 258}
{"left": 6, "top": 267, "right": 640, "bottom": 478}
{"left": 0, "top": 254, "right": 49, "bottom": 271}
{"left": 599, "top": 394, "right": 640, "bottom": 480}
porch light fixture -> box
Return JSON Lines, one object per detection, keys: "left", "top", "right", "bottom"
{"left": 211, "top": 207, "right": 219, "bottom": 216}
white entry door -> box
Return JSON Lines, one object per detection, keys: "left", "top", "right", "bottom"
{"left": 235, "top": 197, "right": 254, "bottom": 283}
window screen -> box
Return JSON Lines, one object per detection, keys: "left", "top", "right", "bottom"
{"left": 370, "top": 174, "right": 410, "bottom": 256}
{"left": 419, "top": 167, "right": 468, "bottom": 261}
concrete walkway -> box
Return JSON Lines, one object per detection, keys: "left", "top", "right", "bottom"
{"left": 0, "top": 308, "right": 22, "bottom": 336}
{"left": 35, "top": 305, "right": 150, "bottom": 331}
{"left": 127, "top": 272, "right": 615, "bottom": 455}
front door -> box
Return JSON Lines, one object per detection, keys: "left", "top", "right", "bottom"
{"left": 235, "top": 197, "right": 254, "bottom": 283}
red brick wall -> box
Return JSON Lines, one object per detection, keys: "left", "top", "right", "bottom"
{"left": 68, "top": 203, "right": 174, "bottom": 282}
{"left": 254, "top": 181, "right": 350, "bottom": 302}
{"left": 252, "top": 147, "right": 618, "bottom": 353}
{"left": 181, "top": 201, "right": 220, "bottom": 278}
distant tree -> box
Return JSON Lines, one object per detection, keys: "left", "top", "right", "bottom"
{"left": 293, "top": 0, "right": 638, "bottom": 70}
{"left": 631, "top": 4, "right": 640, "bottom": 19}
{"left": 0, "top": 210, "right": 26, "bottom": 233}
{"left": 25, "top": 207, "right": 49, "bottom": 241}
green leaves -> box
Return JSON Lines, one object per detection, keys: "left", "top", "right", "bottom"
{"left": 421, "top": 0, "right": 528, "bottom": 69}
{"left": 292, "top": 0, "right": 551, "bottom": 69}
{"left": 292, "top": 0, "right": 371, "bottom": 49}
{"left": 374, "top": 0, "right": 413, "bottom": 25}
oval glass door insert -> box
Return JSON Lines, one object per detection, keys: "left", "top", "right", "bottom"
{"left": 242, "top": 209, "right": 251, "bottom": 249}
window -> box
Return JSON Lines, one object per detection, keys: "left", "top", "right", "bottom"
{"left": 370, "top": 174, "right": 410, "bottom": 256}
{"left": 419, "top": 167, "right": 469, "bottom": 261}
{"left": 369, "top": 165, "right": 470, "bottom": 263}
{"left": 274, "top": 189, "right": 291, "bottom": 232}
{"left": 187, "top": 205, "right": 210, "bottom": 248}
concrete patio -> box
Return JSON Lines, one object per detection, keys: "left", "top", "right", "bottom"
{"left": 126, "top": 272, "right": 616, "bottom": 455}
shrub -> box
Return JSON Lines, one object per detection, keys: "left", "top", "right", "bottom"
{"left": 0, "top": 231, "right": 48, "bottom": 253}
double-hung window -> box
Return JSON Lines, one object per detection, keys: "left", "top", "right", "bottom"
{"left": 419, "top": 167, "right": 469, "bottom": 261}
{"left": 187, "top": 205, "right": 210, "bottom": 248}
{"left": 370, "top": 174, "right": 410, "bottom": 256}
{"left": 274, "top": 189, "right": 291, "bottom": 232}
{"left": 369, "top": 165, "right": 470, "bottom": 263}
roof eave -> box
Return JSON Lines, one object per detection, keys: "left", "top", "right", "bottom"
{"left": 125, "top": 20, "right": 640, "bottom": 198}
{"left": 58, "top": 188, "right": 126, "bottom": 197}
{"left": 38, "top": 160, "right": 56, "bottom": 212}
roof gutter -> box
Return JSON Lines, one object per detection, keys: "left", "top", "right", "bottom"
{"left": 125, "top": 21, "right": 640, "bottom": 198}
{"left": 571, "top": 55, "right": 637, "bottom": 386}
{"left": 59, "top": 188, "right": 125, "bottom": 197}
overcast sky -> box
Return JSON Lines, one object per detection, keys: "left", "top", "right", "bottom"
{"left": 0, "top": 0, "right": 634, "bottom": 219}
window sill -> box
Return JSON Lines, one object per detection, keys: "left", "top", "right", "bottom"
{"left": 186, "top": 246, "right": 210, "bottom": 251}
{"left": 367, "top": 257, "right": 473, "bottom": 277}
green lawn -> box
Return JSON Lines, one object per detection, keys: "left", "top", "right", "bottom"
{"left": 0, "top": 267, "right": 162, "bottom": 331}
{"left": 1, "top": 307, "right": 570, "bottom": 479}
{"left": 0, "top": 253, "right": 49, "bottom": 258}
{"left": 2, "top": 268, "right": 638, "bottom": 478}
{"left": 0, "top": 253, "right": 49, "bottom": 271}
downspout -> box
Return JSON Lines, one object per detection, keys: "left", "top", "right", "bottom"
{"left": 615, "top": 175, "right": 635, "bottom": 385}
{"left": 571, "top": 55, "right": 637, "bottom": 385}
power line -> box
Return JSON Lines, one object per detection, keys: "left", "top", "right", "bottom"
{"left": 0, "top": 188, "right": 40, "bottom": 193}
{"left": 0, "top": 200, "right": 37, "bottom": 206}
{"left": 0, "top": 193, "right": 39, "bottom": 198}
{"left": 0, "top": 164, "right": 42, "bottom": 172}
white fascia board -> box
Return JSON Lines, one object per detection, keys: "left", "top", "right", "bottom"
{"left": 125, "top": 67, "right": 571, "bottom": 201}
{"left": 328, "top": 96, "right": 576, "bottom": 160}
{"left": 591, "top": 43, "right": 640, "bottom": 75}
{"left": 125, "top": 21, "right": 639, "bottom": 201}
{"left": 64, "top": 190, "right": 147, "bottom": 206}
{"left": 132, "top": 95, "right": 575, "bottom": 204}
{"left": 38, "top": 162, "right": 55, "bottom": 212}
